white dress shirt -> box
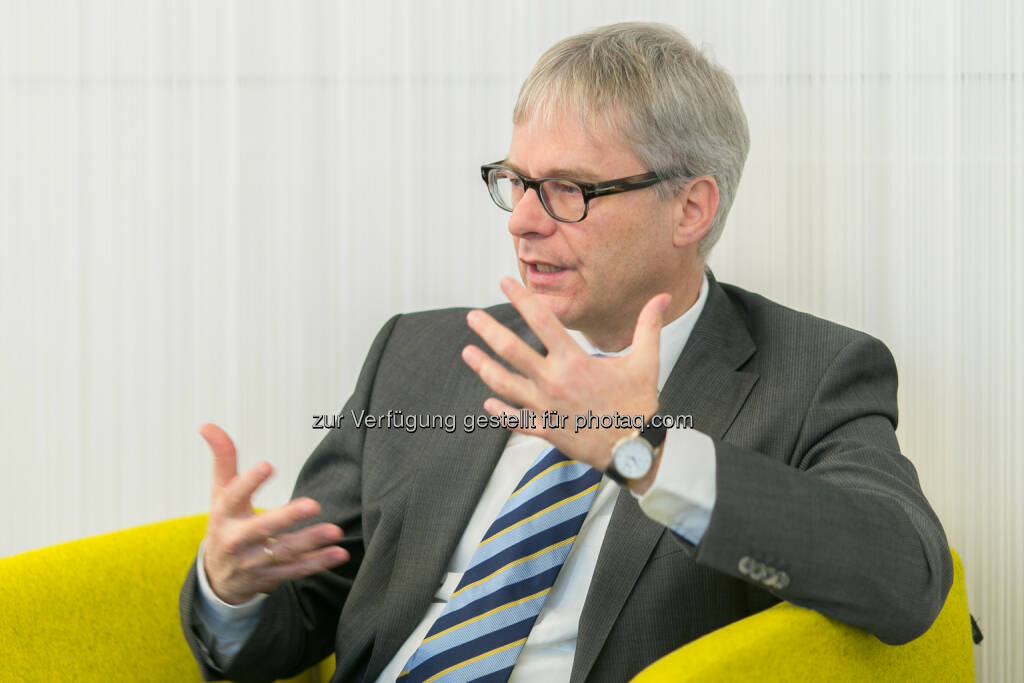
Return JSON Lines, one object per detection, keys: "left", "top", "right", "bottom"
{"left": 195, "top": 274, "right": 717, "bottom": 681}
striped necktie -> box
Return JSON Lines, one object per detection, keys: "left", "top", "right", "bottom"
{"left": 398, "top": 445, "right": 603, "bottom": 682}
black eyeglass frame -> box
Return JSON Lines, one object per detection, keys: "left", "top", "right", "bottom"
{"left": 480, "top": 161, "right": 668, "bottom": 223}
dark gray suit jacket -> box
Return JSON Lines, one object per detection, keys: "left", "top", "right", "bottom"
{"left": 180, "top": 274, "right": 952, "bottom": 682}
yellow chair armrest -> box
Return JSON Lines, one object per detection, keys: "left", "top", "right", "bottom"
{"left": 0, "top": 514, "right": 332, "bottom": 682}
{"left": 632, "top": 549, "right": 973, "bottom": 682}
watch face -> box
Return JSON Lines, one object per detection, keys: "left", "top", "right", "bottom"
{"left": 614, "top": 439, "right": 654, "bottom": 479}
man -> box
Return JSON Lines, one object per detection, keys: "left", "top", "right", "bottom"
{"left": 181, "top": 22, "right": 952, "bottom": 682}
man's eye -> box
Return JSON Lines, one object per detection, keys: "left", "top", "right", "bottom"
{"left": 552, "top": 181, "right": 580, "bottom": 195}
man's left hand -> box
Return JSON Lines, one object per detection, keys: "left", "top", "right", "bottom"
{"left": 462, "top": 277, "right": 670, "bottom": 471}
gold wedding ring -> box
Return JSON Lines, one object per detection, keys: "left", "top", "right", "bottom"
{"left": 263, "top": 536, "right": 279, "bottom": 564}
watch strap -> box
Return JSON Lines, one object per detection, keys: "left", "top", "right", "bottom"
{"left": 639, "top": 418, "right": 667, "bottom": 449}
{"left": 605, "top": 461, "right": 629, "bottom": 486}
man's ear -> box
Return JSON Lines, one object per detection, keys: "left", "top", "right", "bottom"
{"left": 672, "top": 177, "right": 719, "bottom": 249}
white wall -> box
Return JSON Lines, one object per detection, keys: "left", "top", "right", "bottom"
{"left": 1, "top": 1, "right": 1020, "bottom": 679}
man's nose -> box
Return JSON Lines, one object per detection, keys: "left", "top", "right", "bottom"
{"left": 508, "top": 188, "right": 559, "bottom": 238}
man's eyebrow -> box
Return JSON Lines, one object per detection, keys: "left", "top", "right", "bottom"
{"left": 503, "top": 160, "right": 602, "bottom": 182}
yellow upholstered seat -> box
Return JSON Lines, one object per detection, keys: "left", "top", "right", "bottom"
{"left": 632, "top": 548, "right": 974, "bottom": 682}
{"left": 0, "top": 514, "right": 333, "bottom": 682}
{"left": 1, "top": 514, "right": 972, "bottom": 682}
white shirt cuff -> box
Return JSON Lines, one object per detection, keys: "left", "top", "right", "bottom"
{"left": 632, "top": 428, "right": 717, "bottom": 545}
{"left": 193, "top": 540, "right": 268, "bottom": 669}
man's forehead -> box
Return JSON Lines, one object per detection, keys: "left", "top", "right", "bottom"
{"left": 500, "top": 158, "right": 605, "bottom": 182}
{"left": 506, "top": 109, "right": 636, "bottom": 180}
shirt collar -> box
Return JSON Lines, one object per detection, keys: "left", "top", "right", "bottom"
{"left": 566, "top": 273, "right": 710, "bottom": 391}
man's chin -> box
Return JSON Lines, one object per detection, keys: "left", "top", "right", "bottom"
{"left": 528, "top": 291, "right": 583, "bottom": 329}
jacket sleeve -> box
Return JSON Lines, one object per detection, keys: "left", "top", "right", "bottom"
{"left": 693, "top": 334, "right": 952, "bottom": 645}
{"left": 179, "top": 314, "right": 402, "bottom": 682}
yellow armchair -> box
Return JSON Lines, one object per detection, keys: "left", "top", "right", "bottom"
{"left": 632, "top": 549, "right": 975, "bottom": 682}
{"left": 1, "top": 514, "right": 973, "bottom": 682}
{"left": 0, "top": 514, "right": 333, "bottom": 682}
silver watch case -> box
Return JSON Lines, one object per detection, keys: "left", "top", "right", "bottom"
{"left": 610, "top": 433, "right": 655, "bottom": 481}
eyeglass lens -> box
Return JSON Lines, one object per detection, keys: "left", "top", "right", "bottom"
{"left": 488, "top": 168, "right": 586, "bottom": 222}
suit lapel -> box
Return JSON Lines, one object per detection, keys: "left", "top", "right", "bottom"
{"left": 571, "top": 275, "right": 759, "bottom": 682}
{"left": 364, "top": 308, "right": 543, "bottom": 681}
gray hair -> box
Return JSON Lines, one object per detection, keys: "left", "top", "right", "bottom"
{"left": 513, "top": 22, "right": 749, "bottom": 258}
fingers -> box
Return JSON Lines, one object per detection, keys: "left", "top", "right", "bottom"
{"left": 462, "top": 344, "right": 536, "bottom": 407}
{"left": 466, "top": 309, "right": 545, "bottom": 377}
{"left": 219, "top": 461, "right": 274, "bottom": 516}
{"left": 631, "top": 294, "right": 671, "bottom": 367}
{"left": 500, "top": 278, "right": 577, "bottom": 356}
{"left": 210, "top": 532, "right": 350, "bottom": 604}
{"left": 261, "top": 545, "right": 351, "bottom": 584}
{"left": 201, "top": 423, "right": 273, "bottom": 521}
{"left": 482, "top": 397, "right": 543, "bottom": 437}
{"left": 258, "top": 522, "right": 344, "bottom": 565}
{"left": 230, "top": 497, "right": 324, "bottom": 549}
{"left": 200, "top": 423, "right": 238, "bottom": 491}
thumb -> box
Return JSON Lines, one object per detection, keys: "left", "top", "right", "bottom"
{"left": 631, "top": 294, "right": 671, "bottom": 367}
{"left": 200, "top": 423, "right": 238, "bottom": 491}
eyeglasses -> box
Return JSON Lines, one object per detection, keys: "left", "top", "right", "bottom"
{"left": 480, "top": 162, "right": 667, "bottom": 223}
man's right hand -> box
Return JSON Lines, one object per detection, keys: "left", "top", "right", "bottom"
{"left": 199, "top": 423, "right": 350, "bottom": 605}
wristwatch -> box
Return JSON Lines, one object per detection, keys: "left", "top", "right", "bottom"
{"left": 605, "top": 420, "right": 667, "bottom": 487}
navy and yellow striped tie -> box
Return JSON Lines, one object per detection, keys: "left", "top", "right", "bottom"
{"left": 398, "top": 445, "right": 602, "bottom": 682}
